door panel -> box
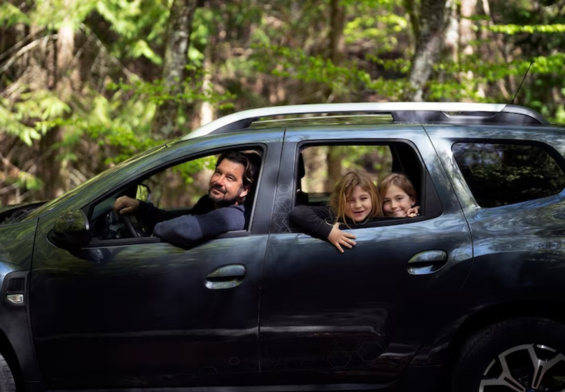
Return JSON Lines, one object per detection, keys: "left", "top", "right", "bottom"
{"left": 259, "top": 130, "right": 473, "bottom": 386}
{"left": 260, "top": 218, "right": 471, "bottom": 385}
{"left": 30, "top": 235, "right": 266, "bottom": 389}
{"left": 29, "top": 136, "right": 284, "bottom": 389}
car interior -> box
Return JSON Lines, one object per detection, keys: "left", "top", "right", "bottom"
{"left": 293, "top": 142, "right": 442, "bottom": 227}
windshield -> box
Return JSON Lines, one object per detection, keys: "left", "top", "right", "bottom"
{"left": 19, "top": 143, "right": 167, "bottom": 222}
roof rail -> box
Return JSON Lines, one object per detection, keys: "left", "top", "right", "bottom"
{"left": 183, "top": 102, "right": 548, "bottom": 140}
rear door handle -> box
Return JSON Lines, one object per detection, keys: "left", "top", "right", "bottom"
{"left": 407, "top": 250, "right": 448, "bottom": 275}
{"left": 205, "top": 264, "right": 246, "bottom": 289}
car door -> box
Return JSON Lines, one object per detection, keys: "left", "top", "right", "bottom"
{"left": 29, "top": 135, "right": 282, "bottom": 389}
{"left": 259, "top": 127, "right": 474, "bottom": 387}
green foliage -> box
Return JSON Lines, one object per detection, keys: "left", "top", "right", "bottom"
{"left": 345, "top": 14, "right": 409, "bottom": 52}
{"left": 32, "top": 0, "right": 96, "bottom": 30}
{"left": 85, "top": 0, "right": 169, "bottom": 64}
{"left": 0, "top": 90, "right": 70, "bottom": 146}
{"left": 3, "top": 0, "right": 565, "bottom": 203}
{"left": 0, "top": 101, "right": 41, "bottom": 146}
{"left": 15, "top": 171, "right": 43, "bottom": 192}
{"left": 252, "top": 44, "right": 409, "bottom": 100}
{"left": 0, "top": 3, "right": 30, "bottom": 27}
{"left": 173, "top": 157, "right": 215, "bottom": 186}
{"left": 111, "top": 69, "right": 234, "bottom": 108}
{"left": 489, "top": 24, "right": 565, "bottom": 34}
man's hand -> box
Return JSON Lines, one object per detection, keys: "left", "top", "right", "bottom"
{"left": 328, "top": 222, "right": 357, "bottom": 253}
{"left": 114, "top": 196, "right": 140, "bottom": 215}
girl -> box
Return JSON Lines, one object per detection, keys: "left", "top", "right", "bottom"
{"left": 378, "top": 173, "right": 419, "bottom": 218}
{"left": 290, "top": 171, "right": 381, "bottom": 253}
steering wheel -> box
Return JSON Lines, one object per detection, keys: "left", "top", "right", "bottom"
{"left": 120, "top": 212, "right": 139, "bottom": 238}
{"left": 109, "top": 210, "right": 146, "bottom": 238}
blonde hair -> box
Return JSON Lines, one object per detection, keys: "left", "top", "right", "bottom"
{"left": 378, "top": 173, "right": 417, "bottom": 204}
{"left": 329, "top": 171, "right": 382, "bottom": 224}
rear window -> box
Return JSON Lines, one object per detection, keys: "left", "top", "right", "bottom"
{"left": 452, "top": 142, "right": 565, "bottom": 207}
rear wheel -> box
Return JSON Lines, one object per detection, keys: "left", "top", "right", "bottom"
{"left": 451, "top": 317, "right": 565, "bottom": 392}
{"left": 0, "top": 353, "right": 15, "bottom": 392}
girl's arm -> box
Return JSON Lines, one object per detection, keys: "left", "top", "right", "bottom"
{"left": 290, "top": 205, "right": 356, "bottom": 253}
{"left": 289, "top": 205, "right": 334, "bottom": 239}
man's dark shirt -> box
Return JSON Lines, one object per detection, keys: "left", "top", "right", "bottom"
{"left": 138, "top": 195, "right": 246, "bottom": 248}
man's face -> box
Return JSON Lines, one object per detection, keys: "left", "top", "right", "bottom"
{"left": 208, "top": 158, "right": 249, "bottom": 207}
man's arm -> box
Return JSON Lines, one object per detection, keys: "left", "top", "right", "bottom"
{"left": 114, "top": 196, "right": 181, "bottom": 232}
{"left": 153, "top": 205, "right": 245, "bottom": 248}
{"left": 136, "top": 201, "right": 183, "bottom": 232}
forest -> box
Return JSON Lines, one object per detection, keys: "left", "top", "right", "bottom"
{"left": 1, "top": 0, "right": 565, "bottom": 205}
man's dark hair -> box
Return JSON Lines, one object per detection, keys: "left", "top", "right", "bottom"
{"left": 216, "top": 150, "right": 259, "bottom": 188}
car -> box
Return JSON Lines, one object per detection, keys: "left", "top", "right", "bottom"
{"left": 1, "top": 102, "right": 564, "bottom": 392}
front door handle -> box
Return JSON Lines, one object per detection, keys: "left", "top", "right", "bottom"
{"left": 205, "top": 264, "right": 246, "bottom": 289}
{"left": 407, "top": 250, "right": 448, "bottom": 275}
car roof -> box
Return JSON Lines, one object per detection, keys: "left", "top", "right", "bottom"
{"left": 182, "top": 102, "right": 549, "bottom": 140}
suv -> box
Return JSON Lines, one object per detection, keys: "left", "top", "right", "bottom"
{"left": 0, "top": 102, "right": 564, "bottom": 392}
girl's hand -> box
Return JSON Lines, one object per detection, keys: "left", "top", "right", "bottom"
{"left": 407, "top": 205, "right": 420, "bottom": 217}
{"left": 328, "top": 223, "right": 357, "bottom": 253}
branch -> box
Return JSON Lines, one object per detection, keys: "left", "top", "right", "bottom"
{"left": 0, "top": 34, "right": 56, "bottom": 76}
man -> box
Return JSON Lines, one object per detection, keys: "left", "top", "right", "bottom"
{"left": 114, "top": 150, "right": 259, "bottom": 248}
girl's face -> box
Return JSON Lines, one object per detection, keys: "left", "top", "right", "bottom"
{"left": 344, "top": 186, "right": 373, "bottom": 222}
{"left": 382, "top": 184, "right": 415, "bottom": 217}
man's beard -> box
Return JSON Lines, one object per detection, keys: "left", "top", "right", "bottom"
{"left": 208, "top": 185, "right": 244, "bottom": 208}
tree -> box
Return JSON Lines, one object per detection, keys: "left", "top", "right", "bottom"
{"left": 404, "top": 0, "right": 450, "bottom": 101}
{"left": 150, "top": 0, "right": 198, "bottom": 138}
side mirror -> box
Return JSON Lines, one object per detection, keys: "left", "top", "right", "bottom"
{"left": 49, "top": 209, "right": 90, "bottom": 248}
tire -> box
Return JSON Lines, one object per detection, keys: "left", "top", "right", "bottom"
{"left": 451, "top": 317, "right": 565, "bottom": 392}
{"left": 0, "top": 353, "right": 15, "bottom": 392}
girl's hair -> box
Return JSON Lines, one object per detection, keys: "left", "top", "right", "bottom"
{"left": 329, "top": 171, "right": 382, "bottom": 223}
{"left": 378, "top": 173, "right": 417, "bottom": 203}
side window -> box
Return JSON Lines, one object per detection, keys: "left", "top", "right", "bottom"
{"left": 146, "top": 155, "right": 216, "bottom": 210}
{"left": 89, "top": 148, "right": 262, "bottom": 241}
{"left": 452, "top": 142, "right": 565, "bottom": 207}
{"left": 293, "top": 142, "right": 440, "bottom": 225}
{"left": 298, "top": 145, "right": 393, "bottom": 206}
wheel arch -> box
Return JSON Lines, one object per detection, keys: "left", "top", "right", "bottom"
{"left": 437, "top": 299, "right": 565, "bottom": 391}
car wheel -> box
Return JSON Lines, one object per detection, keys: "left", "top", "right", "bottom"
{"left": 0, "top": 353, "right": 15, "bottom": 392}
{"left": 451, "top": 317, "right": 565, "bottom": 392}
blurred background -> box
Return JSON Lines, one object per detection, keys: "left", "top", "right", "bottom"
{"left": 1, "top": 0, "right": 564, "bottom": 205}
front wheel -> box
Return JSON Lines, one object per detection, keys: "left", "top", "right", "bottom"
{"left": 451, "top": 317, "right": 565, "bottom": 392}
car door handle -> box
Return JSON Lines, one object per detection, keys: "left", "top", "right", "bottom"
{"left": 205, "top": 264, "right": 246, "bottom": 290}
{"left": 407, "top": 250, "right": 448, "bottom": 275}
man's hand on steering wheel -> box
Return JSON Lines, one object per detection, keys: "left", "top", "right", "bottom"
{"left": 113, "top": 196, "right": 146, "bottom": 238}
{"left": 114, "top": 196, "right": 140, "bottom": 215}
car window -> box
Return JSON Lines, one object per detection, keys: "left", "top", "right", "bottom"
{"left": 145, "top": 155, "right": 217, "bottom": 210}
{"left": 452, "top": 142, "right": 565, "bottom": 207}
{"left": 89, "top": 148, "right": 262, "bottom": 241}
{"left": 298, "top": 145, "right": 393, "bottom": 206}
{"left": 293, "top": 142, "right": 436, "bottom": 226}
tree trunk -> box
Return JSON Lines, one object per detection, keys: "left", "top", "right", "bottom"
{"left": 327, "top": 0, "right": 346, "bottom": 182}
{"left": 459, "top": 0, "right": 485, "bottom": 98}
{"left": 38, "top": 4, "right": 77, "bottom": 199}
{"left": 329, "top": 0, "right": 345, "bottom": 67}
{"left": 151, "top": 0, "right": 198, "bottom": 138}
{"left": 404, "top": 0, "right": 449, "bottom": 101}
